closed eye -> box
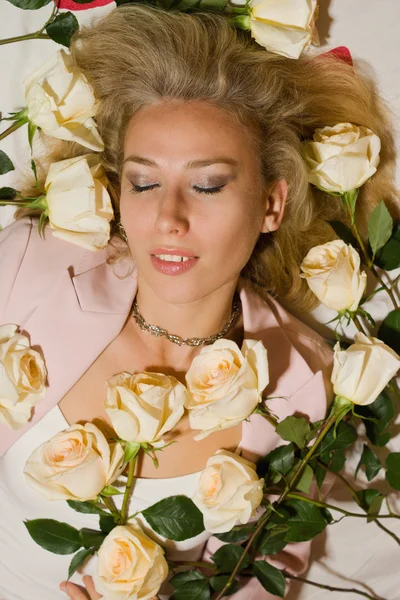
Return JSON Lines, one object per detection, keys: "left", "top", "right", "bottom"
{"left": 130, "top": 183, "right": 226, "bottom": 195}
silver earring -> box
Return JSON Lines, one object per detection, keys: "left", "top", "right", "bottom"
{"left": 118, "top": 222, "right": 128, "bottom": 242}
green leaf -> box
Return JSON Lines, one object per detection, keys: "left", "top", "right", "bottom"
{"left": 101, "top": 485, "right": 124, "bottom": 496}
{"left": 24, "top": 519, "right": 82, "bottom": 555}
{"left": 295, "top": 464, "right": 313, "bottom": 493}
{"left": 99, "top": 514, "right": 116, "bottom": 534}
{"left": 356, "top": 489, "right": 384, "bottom": 519}
{"left": 5, "top": 0, "right": 52, "bottom": 9}
{"left": 328, "top": 220, "right": 358, "bottom": 247}
{"left": 214, "top": 522, "right": 255, "bottom": 543}
{"left": 375, "top": 224, "right": 400, "bottom": 270}
{"left": 0, "top": 186, "right": 18, "bottom": 200}
{"left": 276, "top": 416, "right": 310, "bottom": 449}
{"left": 268, "top": 443, "right": 295, "bottom": 476}
{"left": 326, "top": 448, "right": 346, "bottom": 473}
{"left": 253, "top": 560, "right": 286, "bottom": 598}
{"left": 79, "top": 528, "right": 106, "bottom": 550}
{"left": 68, "top": 548, "right": 93, "bottom": 579}
{"left": 315, "top": 463, "right": 327, "bottom": 489}
{"left": 257, "top": 528, "right": 287, "bottom": 555}
{"left": 0, "top": 150, "right": 15, "bottom": 175}
{"left": 378, "top": 309, "right": 400, "bottom": 354}
{"left": 368, "top": 201, "right": 393, "bottom": 257}
{"left": 142, "top": 495, "right": 204, "bottom": 541}
{"left": 355, "top": 445, "right": 382, "bottom": 481}
{"left": 211, "top": 544, "right": 251, "bottom": 573}
{"left": 385, "top": 452, "right": 400, "bottom": 490}
{"left": 46, "top": 12, "right": 79, "bottom": 47}
{"left": 356, "top": 391, "right": 394, "bottom": 447}
{"left": 124, "top": 441, "right": 141, "bottom": 463}
{"left": 171, "top": 578, "right": 210, "bottom": 600}
{"left": 67, "top": 500, "right": 108, "bottom": 516}
{"left": 209, "top": 575, "right": 239, "bottom": 596}
{"left": 283, "top": 499, "right": 328, "bottom": 542}
{"left": 305, "top": 420, "right": 325, "bottom": 444}
{"left": 318, "top": 421, "right": 357, "bottom": 455}
{"left": 170, "top": 570, "right": 206, "bottom": 589}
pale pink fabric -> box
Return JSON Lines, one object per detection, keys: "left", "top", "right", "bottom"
{"left": 0, "top": 218, "right": 334, "bottom": 598}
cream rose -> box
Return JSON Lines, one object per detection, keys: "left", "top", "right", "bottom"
{"left": 300, "top": 240, "right": 367, "bottom": 311}
{"left": 0, "top": 324, "right": 46, "bottom": 430}
{"left": 94, "top": 522, "right": 168, "bottom": 600}
{"left": 249, "top": 0, "right": 319, "bottom": 59}
{"left": 303, "top": 123, "right": 381, "bottom": 193}
{"left": 24, "top": 423, "right": 124, "bottom": 501}
{"left": 332, "top": 333, "right": 400, "bottom": 406}
{"left": 24, "top": 49, "right": 104, "bottom": 151}
{"left": 44, "top": 154, "right": 114, "bottom": 251}
{"left": 105, "top": 372, "right": 186, "bottom": 443}
{"left": 185, "top": 339, "right": 269, "bottom": 439}
{"left": 193, "top": 450, "right": 264, "bottom": 533}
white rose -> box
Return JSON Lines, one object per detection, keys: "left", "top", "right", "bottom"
{"left": 185, "top": 339, "right": 269, "bottom": 439}
{"left": 193, "top": 450, "right": 264, "bottom": 533}
{"left": 24, "top": 49, "right": 104, "bottom": 151}
{"left": 300, "top": 240, "right": 367, "bottom": 311}
{"left": 105, "top": 371, "right": 186, "bottom": 443}
{"left": 24, "top": 423, "right": 124, "bottom": 501}
{"left": 303, "top": 123, "right": 381, "bottom": 193}
{"left": 94, "top": 522, "right": 168, "bottom": 600}
{"left": 44, "top": 154, "right": 114, "bottom": 251}
{"left": 0, "top": 324, "right": 47, "bottom": 429}
{"left": 249, "top": 0, "right": 319, "bottom": 59}
{"left": 332, "top": 333, "right": 400, "bottom": 406}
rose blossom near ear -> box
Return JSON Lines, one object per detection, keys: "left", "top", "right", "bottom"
{"left": 105, "top": 372, "right": 186, "bottom": 444}
{"left": 332, "top": 333, "right": 400, "bottom": 406}
{"left": 302, "top": 122, "right": 381, "bottom": 193}
{"left": 24, "top": 49, "right": 104, "bottom": 151}
{"left": 249, "top": 0, "right": 319, "bottom": 59}
{"left": 300, "top": 240, "right": 367, "bottom": 311}
{"left": 185, "top": 339, "right": 269, "bottom": 439}
{"left": 94, "top": 522, "right": 168, "bottom": 600}
{"left": 44, "top": 154, "right": 114, "bottom": 251}
{"left": 0, "top": 324, "right": 47, "bottom": 430}
{"left": 24, "top": 423, "right": 124, "bottom": 501}
{"left": 193, "top": 450, "right": 264, "bottom": 533}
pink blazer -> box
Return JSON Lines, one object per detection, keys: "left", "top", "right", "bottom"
{"left": 0, "top": 218, "right": 334, "bottom": 599}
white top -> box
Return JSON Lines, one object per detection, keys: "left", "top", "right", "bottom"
{"left": 0, "top": 406, "right": 208, "bottom": 600}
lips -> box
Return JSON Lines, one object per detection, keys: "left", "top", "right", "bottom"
{"left": 150, "top": 247, "right": 198, "bottom": 258}
{"left": 151, "top": 248, "right": 199, "bottom": 275}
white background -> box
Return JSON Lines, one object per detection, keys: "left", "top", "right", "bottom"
{"left": 1, "top": 1, "right": 400, "bottom": 599}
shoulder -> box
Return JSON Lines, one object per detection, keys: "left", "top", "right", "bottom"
{"left": 0, "top": 217, "right": 107, "bottom": 322}
{"left": 261, "top": 291, "right": 334, "bottom": 401}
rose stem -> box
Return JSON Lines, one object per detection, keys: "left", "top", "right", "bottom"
{"left": 285, "top": 492, "right": 400, "bottom": 521}
{"left": 102, "top": 497, "right": 120, "bottom": 520}
{"left": 317, "top": 461, "right": 400, "bottom": 546}
{"left": 345, "top": 205, "right": 399, "bottom": 310}
{"left": 353, "top": 315, "right": 367, "bottom": 334}
{"left": 283, "top": 572, "right": 383, "bottom": 600}
{"left": 213, "top": 414, "right": 337, "bottom": 600}
{"left": 120, "top": 458, "right": 136, "bottom": 524}
{"left": 0, "top": 120, "right": 26, "bottom": 141}
{"left": 0, "top": 0, "right": 58, "bottom": 46}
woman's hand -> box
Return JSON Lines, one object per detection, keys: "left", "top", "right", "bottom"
{"left": 59, "top": 576, "right": 158, "bottom": 600}
{"left": 60, "top": 576, "right": 101, "bottom": 600}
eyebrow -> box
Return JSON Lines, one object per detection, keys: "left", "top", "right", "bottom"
{"left": 124, "top": 155, "right": 238, "bottom": 168}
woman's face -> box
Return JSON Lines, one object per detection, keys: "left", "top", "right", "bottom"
{"left": 120, "top": 100, "right": 286, "bottom": 304}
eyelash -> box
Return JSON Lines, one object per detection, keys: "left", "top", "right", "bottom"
{"left": 130, "top": 184, "right": 225, "bottom": 195}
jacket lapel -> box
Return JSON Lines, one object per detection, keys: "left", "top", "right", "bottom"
{"left": 0, "top": 263, "right": 137, "bottom": 457}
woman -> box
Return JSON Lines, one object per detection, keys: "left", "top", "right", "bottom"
{"left": 0, "top": 6, "right": 397, "bottom": 600}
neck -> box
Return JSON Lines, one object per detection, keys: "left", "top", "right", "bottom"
{"left": 132, "top": 275, "right": 242, "bottom": 355}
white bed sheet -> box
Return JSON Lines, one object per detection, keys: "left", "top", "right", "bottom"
{"left": 1, "top": 1, "right": 399, "bottom": 598}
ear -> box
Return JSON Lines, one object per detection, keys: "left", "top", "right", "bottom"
{"left": 260, "top": 179, "right": 288, "bottom": 233}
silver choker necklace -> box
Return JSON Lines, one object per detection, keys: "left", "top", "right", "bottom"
{"left": 131, "top": 295, "right": 242, "bottom": 347}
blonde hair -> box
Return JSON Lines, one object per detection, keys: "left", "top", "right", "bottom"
{"left": 19, "top": 5, "right": 399, "bottom": 311}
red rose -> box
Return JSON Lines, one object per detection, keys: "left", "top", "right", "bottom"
{"left": 55, "top": 0, "right": 114, "bottom": 10}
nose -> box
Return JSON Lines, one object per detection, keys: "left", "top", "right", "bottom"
{"left": 154, "top": 187, "right": 189, "bottom": 236}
